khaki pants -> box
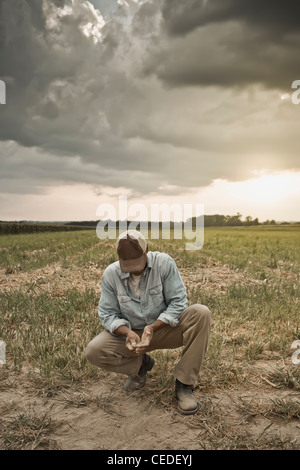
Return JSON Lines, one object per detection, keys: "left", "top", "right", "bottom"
{"left": 85, "top": 304, "right": 211, "bottom": 386}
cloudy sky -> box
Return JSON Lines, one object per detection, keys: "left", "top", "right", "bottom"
{"left": 0, "top": 0, "right": 300, "bottom": 222}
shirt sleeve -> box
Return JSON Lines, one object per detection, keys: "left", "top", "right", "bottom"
{"left": 157, "top": 256, "right": 188, "bottom": 327}
{"left": 98, "top": 273, "right": 132, "bottom": 334}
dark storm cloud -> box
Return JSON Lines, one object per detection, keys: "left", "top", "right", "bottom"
{"left": 0, "top": 0, "right": 300, "bottom": 200}
{"left": 0, "top": 0, "right": 113, "bottom": 149}
{"left": 162, "top": 0, "right": 300, "bottom": 37}
{"left": 147, "top": 23, "right": 300, "bottom": 90}
{"left": 149, "top": 0, "right": 300, "bottom": 90}
{"left": 0, "top": 0, "right": 166, "bottom": 181}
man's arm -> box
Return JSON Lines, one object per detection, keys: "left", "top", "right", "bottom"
{"left": 134, "top": 256, "right": 187, "bottom": 354}
{"left": 98, "top": 274, "right": 131, "bottom": 334}
{"left": 146, "top": 319, "right": 167, "bottom": 334}
{"left": 156, "top": 255, "right": 188, "bottom": 327}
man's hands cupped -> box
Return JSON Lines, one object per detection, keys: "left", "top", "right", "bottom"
{"left": 126, "top": 326, "right": 153, "bottom": 354}
{"left": 115, "top": 320, "right": 167, "bottom": 355}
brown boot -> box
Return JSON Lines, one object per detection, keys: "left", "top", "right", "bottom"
{"left": 124, "top": 354, "right": 155, "bottom": 392}
{"left": 175, "top": 379, "right": 198, "bottom": 415}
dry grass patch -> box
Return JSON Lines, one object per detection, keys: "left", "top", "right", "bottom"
{"left": 0, "top": 405, "right": 61, "bottom": 450}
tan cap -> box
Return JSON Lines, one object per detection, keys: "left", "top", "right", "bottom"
{"left": 116, "top": 230, "right": 148, "bottom": 273}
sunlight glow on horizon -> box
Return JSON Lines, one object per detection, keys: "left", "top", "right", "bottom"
{"left": 1, "top": 171, "right": 299, "bottom": 223}
{"left": 223, "top": 171, "right": 299, "bottom": 204}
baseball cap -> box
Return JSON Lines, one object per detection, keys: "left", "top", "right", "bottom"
{"left": 116, "top": 230, "right": 148, "bottom": 273}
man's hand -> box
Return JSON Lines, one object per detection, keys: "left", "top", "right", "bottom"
{"left": 115, "top": 320, "right": 167, "bottom": 354}
{"left": 126, "top": 330, "right": 141, "bottom": 351}
{"left": 135, "top": 326, "right": 153, "bottom": 354}
{"left": 114, "top": 325, "right": 141, "bottom": 351}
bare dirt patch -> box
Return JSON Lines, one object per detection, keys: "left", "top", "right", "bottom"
{"left": 0, "top": 262, "right": 102, "bottom": 295}
{"left": 1, "top": 367, "right": 299, "bottom": 450}
{"left": 0, "top": 257, "right": 266, "bottom": 297}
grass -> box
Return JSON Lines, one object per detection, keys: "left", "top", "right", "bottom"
{"left": 0, "top": 229, "right": 120, "bottom": 273}
{"left": 0, "top": 225, "right": 300, "bottom": 449}
{"left": 235, "top": 396, "right": 300, "bottom": 421}
{"left": 0, "top": 226, "right": 299, "bottom": 381}
{"left": 0, "top": 287, "right": 100, "bottom": 379}
{"left": 0, "top": 405, "right": 60, "bottom": 450}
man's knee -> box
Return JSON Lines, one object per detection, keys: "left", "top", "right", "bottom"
{"left": 85, "top": 339, "right": 99, "bottom": 366}
{"left": 85, "top": 332, "right": 131, "bottom": 368}
{"left": 183, "top": 304, "right": 212, "bottom": 327}
{"left": 85, "top": 333, "right": 109, "bottom": 366}
{"left": 194, "top": 304, "right": 212, "bottom": 320}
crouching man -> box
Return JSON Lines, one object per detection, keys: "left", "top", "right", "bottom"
{"left": 85, "top": 230, "right": 211, "bottom": 415}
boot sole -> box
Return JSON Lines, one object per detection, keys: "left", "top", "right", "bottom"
{"left": 175, "top": 389, "right": 199, "bottom": 415}
{"left": 177, "top": 403, "right": 199, "bottom": 415}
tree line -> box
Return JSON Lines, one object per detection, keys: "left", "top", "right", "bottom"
{"left": 68, "top": 213, "right": 277, "bottom": 228}
{"left": 1, "top": 213, "right": 293, "bottom": 236}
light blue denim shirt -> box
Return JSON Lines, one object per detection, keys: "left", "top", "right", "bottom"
{"left": 98, "top": 251, "right": 188, "bottom": 334}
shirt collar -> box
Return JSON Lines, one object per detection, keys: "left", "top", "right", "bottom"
{"left": 146, "top": 252, "right": 153, "bottom": 268}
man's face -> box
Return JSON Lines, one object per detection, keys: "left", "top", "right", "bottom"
{"left": 126, "top": 247, "right": 148, "bottom": 276}
{"left": 130, "top": 263, "right": 147, "bottom": 276}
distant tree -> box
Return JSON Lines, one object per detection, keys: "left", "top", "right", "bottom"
{"left": 225, "top": 213, "right": 243, "bottom": 226}
{"left": 203, "top": 214, "right": 226, "bottom": 226}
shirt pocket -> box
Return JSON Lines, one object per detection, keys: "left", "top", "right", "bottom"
{"left": 149, "top": 284, "right": 164, "bottom": 307}
{"left": 117, "top": 295, "right": 133, "bottom": 315}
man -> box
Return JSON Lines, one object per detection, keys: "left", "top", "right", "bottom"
{"left": 85, "top": 230, "right": 211, "bottom": 415}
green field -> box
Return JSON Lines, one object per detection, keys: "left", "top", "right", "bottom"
{"left": 0, "top": 226, "right": 300, "bottom": 450}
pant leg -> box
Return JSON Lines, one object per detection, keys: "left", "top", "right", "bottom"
{"left": 175, "top": 304, "right": 211, "bottom": 386}
{"left": 146, "top": 304, "right": 212, "bottom": 386}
